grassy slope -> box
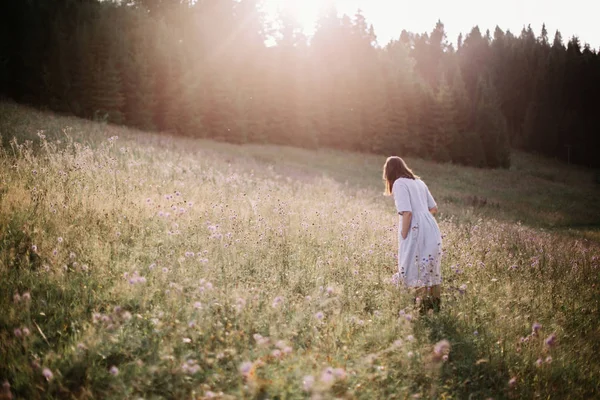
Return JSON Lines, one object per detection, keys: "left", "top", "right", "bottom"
{"left": 1, "top": 102, "right": 599, "bottom": 399}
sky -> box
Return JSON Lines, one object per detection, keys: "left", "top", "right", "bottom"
{"left": 266, "top": 0, "right": 600, "bottom": 50}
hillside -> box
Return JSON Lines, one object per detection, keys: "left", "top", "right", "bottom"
{"left": 1, "top": 102, "right": 599, "bottom": 399}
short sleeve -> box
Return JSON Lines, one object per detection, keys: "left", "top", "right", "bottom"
{"left": 426, "top": 185, "right": 437, "bottom": 209}
{"left": 392, "top": 181, "right": 412, "bottom": 214}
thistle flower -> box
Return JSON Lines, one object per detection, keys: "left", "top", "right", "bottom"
{"left": 508, "top": 377, "right": 517, "bottom": 388}
{"left": 315, "top": 311, "right": 324, "bottom": 320}
{"left": 271, "top": 349, "right": 282, "bottom": 358}
{"left": 545, "top": 333, "right": 557, "bottom": 347}
{"left": 31, "top": 245, "right": 37, "bottom": 252}
{"left": 535, "top": 358, "right": 543, "bottom": 367}
{"left": 109, "top": 366, "right": 119, "bottom": 376}
{"left": 333, "top": 368, "right": 347, "bottom": 380}
{"left": 320, "top": 367, "right": 335, "bottom": 385}
{"left": 42, "top": 368, "right": 53, "bottom": 381}
{"left": 532, "top": 322, "right": 542, "bottom": 335}
{"left": 302, "top": 375, "right": 315, "bottom": 392}
{"left": 239, "top": 361, "right": 252, "bottom": 377}
{"left": 272, "top": 296, "right": 284, "bottom": 308}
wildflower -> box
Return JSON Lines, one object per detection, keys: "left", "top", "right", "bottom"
{"left": 162, "top": 267, "right": 169, "bottom": 273}
{"left": 57, "top": 237, "right": 63, "bottom": 243}
{"left": 433, "top": 340, "right": 451, "bottom": 357}
{"left": 535, "top": 358, "right": 543, "bottom": 367}
{"left": 205, "top": 391, "right": 216, "bottom": 398}
{"left": 326, "top": 286, "right": 334, "bottom": 295}
{"left": 393, "top": 339, "right": 403, "bottom": 348}
{"left": 148, "top": 263, "right": 156, "bottom": 270}
{"left": 239, "top": 361, "right": 253, "bottom": 377}
{"left": 302, "top": 375, "right": 315, "bottom": 392}
{"left": 52, "top": 249, "right": 58, "bottom": 256}
{"left": 404, "top": 313, "right": 413, "bottom": 322}
{"left": 508, "top": 377, "right": 517, "bottom": 388}
{"left": 185, "top": 251, "right": 194, "bottom": 258}
{"left": 305, "top": 295, "right": 312, "bottom": 302}
{"left": 333, "top": 368, "right": 346, "bottom": 380}
{"left": 315, "top": 311, "right": 324, "bottom": 321}
{"left": 77, "top": 343, "right": 86, "bottom": 350}
{"left": 109, "top": 366, "right": 119, "bottom": 376}
{"left": 69, "top": 252, "right": 76, "bottom": 259}
{"left": 458, "top": 284, "right": 467, "bottom": 294}
{"left": 271, "top": 349, "right": 282, "bottom": 358}
{"left": 13, "top": 293, "right": 21, "bottom": 303}
{"left": 194, "top": 302, "right": 202, "bottom": 309}
{"left": 442, "top": 354, "right": 449, "bottom": 362}
{"left": 272, "top": 296, "right": 284, "bottom": 308}
{"left": 183, "top": 338, "right": 192, "bottom": 343}
{"left": 31, "top": 245, "right": 37, "bottom": 252}
{"left": 235, "top": 297, "right": 246, "bottom": 312}
{"left": 283, "top": 346, "right": 293, "bottom": 354}
{"left": 532, "top": 322, "right": 542, "bottom": 335}
{"left": 253, "top": 334, "right": 270, "bottom": 346}
{"left": 42, "top": 368, "right": 53, "bottom": 381}
{"left": 22, "top": 327, "right": 30, "bottom": 336}
{"left": 545, "top": 333, "right": 557, "bottom": 347}
{"left": 545, "top": 356, "right": 552, "bottom": 363}
{"left": 275, "top": 340, "right": 288, "bottom": 350}
{"left": 14, "top": 328, "right": 22, "bottom": 338}
{"left": 407, "top": 335, "right": 415, "bottom": 342}
{"left": 407, "top": 351, "right": 414, "bottom": 358}
{"left": 474, "top": 330, "right": 479, "bottom": 336}
{"left": 320, "top": 367, "right": 335, "bottom": 386}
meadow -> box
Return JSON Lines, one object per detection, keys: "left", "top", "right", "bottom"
{"left": 1, "top": 101, "right": 599, "bottom": 399}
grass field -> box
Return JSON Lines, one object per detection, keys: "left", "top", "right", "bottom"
{"left": 1, "top": 101, "right": 599, "bottom": 399}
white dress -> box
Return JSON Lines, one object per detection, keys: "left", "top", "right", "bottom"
{"left": 392, "top": 178, "right": 442, "bottom": 288}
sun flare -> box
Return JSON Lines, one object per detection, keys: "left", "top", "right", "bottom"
{"left": 262, "top": 0, "right": 331, "bottom": 32}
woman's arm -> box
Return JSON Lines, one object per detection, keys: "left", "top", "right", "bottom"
{"left": 400, "top": 211, "right": 412, "bottom": 239}
{"left": 429, "top": 207, "right": 438, "bottom": 214}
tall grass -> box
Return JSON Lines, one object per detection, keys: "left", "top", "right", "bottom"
{"left": 1, "top": 102, "right": 599, "bottom": 399}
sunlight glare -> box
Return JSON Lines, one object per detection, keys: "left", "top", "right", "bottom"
{"left": 262, "top": 0, "right": 330, "bottom": 33}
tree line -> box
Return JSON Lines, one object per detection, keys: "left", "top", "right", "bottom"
{"left": 1, "top": 0, "right": 598, "bottom": 168}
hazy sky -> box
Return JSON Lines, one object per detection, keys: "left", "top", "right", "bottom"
{"left": 336, "top": 0, "right": 599, "bottom": 49}
{"left": 266, "top": 0, "right": 598, "bottom": 49}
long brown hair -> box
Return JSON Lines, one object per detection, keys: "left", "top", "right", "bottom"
{"left": 383, "top": 156, "right": 418, "bottom": 195}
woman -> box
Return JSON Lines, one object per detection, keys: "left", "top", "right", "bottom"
{"left": 383, "top": 156, "right": 442, "bottom": 312}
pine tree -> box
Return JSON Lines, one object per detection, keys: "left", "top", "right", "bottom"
{"left": 475, "top": 77, "right": 510, "bottom": 168}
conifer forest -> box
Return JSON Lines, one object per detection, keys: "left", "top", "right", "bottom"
{"left": 1, "top": 0, "right": 599, "bottom": 168}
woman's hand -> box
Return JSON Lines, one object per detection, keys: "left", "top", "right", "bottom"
{"left": 400, "top": 211, "right": 412, "bottom": 239}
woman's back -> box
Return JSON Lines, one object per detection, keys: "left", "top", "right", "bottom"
{"left": 392, "top": 178, "right": 437, "bottom": 215}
